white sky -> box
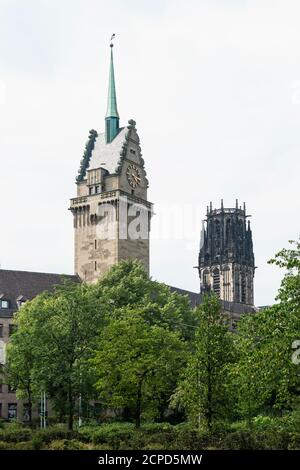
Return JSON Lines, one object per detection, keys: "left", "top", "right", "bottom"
{"left": 0, "top": 0, "right": 299, "bottom": 306}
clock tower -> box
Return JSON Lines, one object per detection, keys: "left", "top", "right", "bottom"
{"left": 70, "top": 40, "right": 152, "bottom": 283}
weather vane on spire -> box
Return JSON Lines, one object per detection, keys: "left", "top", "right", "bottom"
{"left": 110, "top": 33, "right": 116, "bottom": 48}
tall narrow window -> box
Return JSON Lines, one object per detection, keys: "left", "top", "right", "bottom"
{"left": 215, "top": 220, "right": 221, "bottom": 249}
{"left": 213, "top": 268, "right": 220, "bottom": 297}
{"left": 226, "top": 219, "right": 231, "bottom": 244}
{"left": 0, "top": 324, "right": 3, "bottom": 337}
{"left": 23, "top": 404, "right": 30, "bottom": 422}
{"left": 94, "top": 240, "right": 97, "bottom": 250}
{"left": 234, "top": 269, "right": 240, "bottom": 303}
{"left": 241, "top": 272, "right": 246, "bottom": 303}
{"left": 94, "top": 261, "right": 97, "bottom": 271}
{"left": 203, "top": 269, "right": 210, "bottom": 287}
{"left": 8, "top": 403, "right": 17, "bottom": 420}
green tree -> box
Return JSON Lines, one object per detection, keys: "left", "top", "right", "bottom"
{"left": 6, "top": 261, "right": 194, "bottom": 429}
{"left": 229, "top": 312, "right": 274, "bottom": 422}
{"left": 93, "top": 260, "right": 197, "bottom": 341}
{"left": 92, "top": 307, "right": 187, "bottom": 428}
{"left": 172, "top": 293, "right": 235, "bottom": 431}
{"left": 5, "top": 316, "right": 37, "bottom": 425}
{"left": 6, "top": 280, "right": 105, "bottom": 430}
{"left": 232, "top": 239, "right": 300, "bottom": 419}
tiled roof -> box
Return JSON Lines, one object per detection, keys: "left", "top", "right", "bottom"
{"left": 169, "top": 286, "right": 257, "bottom": 313}
{"left": 220, "top": 300, "right": 257, "bottom": 315}
{"left": 168, "top": 286, "right": 200, "bottom": 308}
{"left": 0, "top": 269, "right": 79, "bottom": 318}
{"left": 0, "top": 269, "right": 256, "bottom": 319}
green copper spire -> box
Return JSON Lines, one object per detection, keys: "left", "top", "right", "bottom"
{"left": 106, "top": 45, "right": 119, "bottom": 119}
{"left": 105, "top": 35, "right": 120, "bottom": 143}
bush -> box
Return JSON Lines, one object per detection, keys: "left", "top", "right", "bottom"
{"left": 142, "top": 443, "right": 167, "bottom": 450}
{"left": 170, "top": 424, "right": 210, "bottom": 450}
{"left": 223, "top": 413, "right": 300, "bottom": 450}
{"left": 31, "top": 434, "right": 44, "bottom": 450}
{"left": 34, "top": 426, "right": 81, "bottom": 444}
{"left": 0, "top": 440, "right": 34, "bottom": 450}
{"left": 222, "top": 430, "right": 258, "bottom": 450}
{"left": 13, "top": 441, "right": 35, "bottom": 450}
{"left": 0, "top": 441, "right": 10, "bottom": 450}
{"left": 47, "top": 439, "right": 89, "bottom": 450}
{"left": 0, "top": 425, "right": 32, "bottom": 443}
{"left": 79, "top": 423, "right": 136, "bottom": 448}
{"left": 222, "top": 428, "right": 293, "bottom": 450}
{"left": 0, "top": 418, "right": 297, "bottom": 450}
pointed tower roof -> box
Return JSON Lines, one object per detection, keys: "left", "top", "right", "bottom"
{"left": 106, "top": 42, "right": 119, "bottom": 119}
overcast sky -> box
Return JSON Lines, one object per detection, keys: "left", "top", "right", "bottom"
{"left": 0, "top": 0, "right": 299, "bottom": 306}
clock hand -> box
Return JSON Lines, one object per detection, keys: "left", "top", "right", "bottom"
{"left": 132, "top": 174, "right": 141, "bottom": 183}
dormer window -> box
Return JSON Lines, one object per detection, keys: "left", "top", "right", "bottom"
{"left": 0, "top": 300, "right": 9, "bottom": 309}
{"left": 130, "top": 148, "right": 136, "bottom": 155}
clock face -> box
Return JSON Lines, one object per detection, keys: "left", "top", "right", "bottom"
{"left": 126, "top": 163, "right": 141, "bottom": 188}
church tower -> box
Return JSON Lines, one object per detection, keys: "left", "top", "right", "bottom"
{"left": 198, "top": 200, "right": 255, "bottom": 305}
{"left": 70, "top": 39, "right": 152, "bottom": 283}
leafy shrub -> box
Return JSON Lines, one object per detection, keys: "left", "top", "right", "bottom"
{"left": 222, "top": 429, "right": 292, "bottom": 450}
{"left": 0, "top": 441, "right": 10, "bottom": 450}
{"left": 142, "top": 443, "right": 167, "bottom": 450}
{"left": 79, "top": 423, "right": 136, "bottom": 448}
{"left": 222, "top": 430, "right": 258, "bottom": 450}
{"left": 171, "top": 425, "right": 208, "bottom": 450}
{"left": 47, "top": 439, "right": 89, "bottom": 450}
{"left": 13, "top": 441, "right": 35, "bottom": 450}
{"left": 0, "top": 418, "right": 297, "bottom": 450}
{"left": 92, "top": 443, "right": 113, "bottom": 450}
{"left": 0, "top": 440, "right": 34, "bottom": 450}
{"left": 31, "top": 434, "right": 44, "bottom": 450}
{"left": 0, "top": 426, "right": 32, "bottom": 443}
{"left": 34, "top": 428, "right": 80, "bottom": 444}
{"left": 141, "top": 422, "right": 173, "bottom": 434}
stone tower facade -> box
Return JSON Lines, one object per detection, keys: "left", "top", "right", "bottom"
{"left": 198, "top": 200, "right": 255, "bottom": 305}
{"left": 69, "top": 42, "right": 152, "bottom": 283}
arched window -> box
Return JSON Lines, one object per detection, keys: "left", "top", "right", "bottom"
{"left": 202, "top": 269, "right": 210, "bottom": 286}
